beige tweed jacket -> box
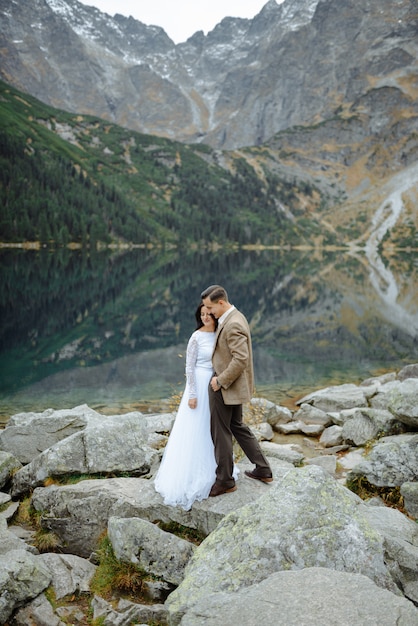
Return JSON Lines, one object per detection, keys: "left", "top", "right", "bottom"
{"left": 212, "top": 308, "right": 254, "bottom": 405}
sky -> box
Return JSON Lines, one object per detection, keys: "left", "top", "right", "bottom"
{"left": 78, "top": 0, "right": 278, "bottom": 44}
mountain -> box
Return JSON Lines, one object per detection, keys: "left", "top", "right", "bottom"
{"left": 1, "top": 0, "right": 416, "bottom": 150}
{"left": 0, "top": 79, "right": 332, "bottom": 247}
{"left": 1, "top": 0, "right": 418, "bottom": 252}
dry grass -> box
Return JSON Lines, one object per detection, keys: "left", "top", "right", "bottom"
{"left": 346, "top": 475, "right": 407, "bottom": 514}
{"left": 90, "top": 534, "right": 149, "bottom": 602}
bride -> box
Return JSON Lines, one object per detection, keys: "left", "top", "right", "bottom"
{"left": 154, "top": 303, "right": 220, "bottom": 510}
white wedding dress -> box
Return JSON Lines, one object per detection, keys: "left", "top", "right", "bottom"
{"left": 154, "top": 329, "right": 218, "bottom": 510}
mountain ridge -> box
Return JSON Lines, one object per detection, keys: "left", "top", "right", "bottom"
{"left": 1, "top": 0, "right": 418, "bottom": 251}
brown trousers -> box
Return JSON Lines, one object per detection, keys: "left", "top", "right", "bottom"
{"left": 209, "top": 386, "right": 271, "bottom": 488}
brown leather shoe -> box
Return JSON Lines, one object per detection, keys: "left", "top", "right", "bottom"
{"left": 244, "top": 469, "right": 273, "bottom": 483}
{"left": 209, "top": 483, "right": 237, "bottom": 497}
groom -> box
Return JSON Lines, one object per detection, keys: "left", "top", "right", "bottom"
{"left": 201, "top": 285, "right": 273, "bottom": 497}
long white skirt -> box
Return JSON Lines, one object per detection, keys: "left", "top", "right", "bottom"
{"left": 154, "top": 367, "right": 217, "bottom": 510}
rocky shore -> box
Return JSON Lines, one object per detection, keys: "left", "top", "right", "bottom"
{"left": 0, "top": 365, "right": 417, "bottom": 625}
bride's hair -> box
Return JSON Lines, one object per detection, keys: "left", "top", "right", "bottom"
{"left": 195, "top": 302, "right": 218, "bottom": 330}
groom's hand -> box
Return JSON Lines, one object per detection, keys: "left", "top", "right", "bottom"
{"left": 210, "top": 376, "right": 221, "bottom": 391}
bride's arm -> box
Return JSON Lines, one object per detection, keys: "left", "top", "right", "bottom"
{"left": 185, "top": 333, "right": 198, "bottom": 407}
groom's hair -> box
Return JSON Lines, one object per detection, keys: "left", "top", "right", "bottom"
{"left": 201, "top": 285, "right": 228, "bottom": 302}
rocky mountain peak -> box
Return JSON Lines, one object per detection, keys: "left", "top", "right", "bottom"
{"left": 0, "top": 0, "right": 417, "bottom": 157}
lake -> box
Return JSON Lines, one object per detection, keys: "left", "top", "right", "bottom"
{"left": 1, "top": 246, "right": 417, "bottom": 423}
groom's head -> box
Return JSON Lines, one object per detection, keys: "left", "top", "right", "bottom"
{"left": 201, "top": 285, "right": 230, "bottom": 319}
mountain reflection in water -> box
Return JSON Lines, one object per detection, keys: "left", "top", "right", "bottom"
{"left": 0, "top": 247, "right": 417, "bottom": 421}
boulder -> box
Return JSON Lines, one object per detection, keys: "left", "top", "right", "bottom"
{"left": 298, "top": 384, "right": 368, "bottom": 412}
{"left": 92, "top": 595, "right": 168, "bottom": 626}
{"left": 273, "top": 420, "right": 304, "bottom": 434}
{"left": 0, "top": 517, "right": 38, "bottom": 555}
{"left": 0, "top": 549, "right": 51, "bottom": 624}
{"left": 294, "top": 403, "right": 333, "bottom": 426}
{"left": 0, "top": 405, "right": 99, "bottom": 463}
{"left": 248, "top": 399, "right": 293, "bottom": 428}
{"left": 31, "top": 477, "right": 162, "bottom": 558}
{"left": 298, "top": 422, "right": 324, "bottom": 437}
{"left": 370, "top": 379, "right": 418, "bottom": 428}
{"left": 401, "top": 482, "right": 418, "bottom": 520}
{"left": 0, "top": 492, "right": 11, "bottom": 506}
{"left": 304, "top": 455, "right": 337, "bottom": 475}
{"left": 340, "top": 408, "right": 405, "bottom": 446}
{"left": 166, "top": 466, "right": 398, "bottom": 621}
{"left": 176, "top": 568, "right": 418, "bottom": 626}
{"left": 250, "top": 421, "right": 274, "bottom": 441}
{"left": 363, "top": 502, "right": 418, "bottom": 604}
{"left": 0, "top": 450, "right": 22, "bottom": 489}
{"left": 12, "top": 592, "right": 64, "bottom": 626}
{"left": 31, "top": 459, "right": 291, "bottom": 558}
{"left": 347, "top": 434, "right": 418, "bottom": 487}
{"left": 319, "top": 424, "right": 343, "bottom": 447}
{"left": 38, "top": 553, "right": 97, "bottom": 599}
{"left": 11, "top": 413, "right": 160, "bottom": 497}
{"left": 260, "top": 441, "right": 304, "bottom": 465}
{"left": 398, "top": 363, "right": 418, "bottom": 381}
{"left": 385, "top": 379, "right": 418, "bottom": 428}
{"left": 361, "top": 372, "right": 397, "bottom": 386}
{"left": 108, "top": 516, "right": 194, "bottom": 586}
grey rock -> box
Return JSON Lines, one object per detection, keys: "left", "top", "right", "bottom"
{"left": 92, "top": 594, "right": 168, "bottom": 626}
{"left": 143, "top": 579, "right": 173, "bottom": 602}
{"left": 250, "top": 421, "right": 274, "bottom": 441}
{"left": 319, "top": 424, "right": 343, "bottom": 447}
{"left": 11, "top": 412, "right": 159, "bottom": 496}
{"left": 0, "top": 450, "right": 22, "bottom": 489}
{"left": 31, "top": 477, "right": 161, "bottom": 558}
{"left": 38, "top": 553, "right": 97, "bottom": 599}
{"left": 294, "top": 403, "right": 333, "bottom": 426}
{"left": 31, "top": 460, "right": 288, "bottom": 558}
{"left": 273, "top": 420, "right": 304, "bottom": 434}
{"left": 370, "top": 379, "right": 418, "bottom": 428}
{"left": 338, "top": 449, "right": 366, "bottom": 472}
{"left": 305, "top": 455, "right": 337, "bottom": 475}
{"left": 361, "top": 372, "right": 397, "bottom": 386}
{"left": 299, "top": 422, "right": 324, "bottom": 437}
{"left": 0, "top": 517, "right": 38, "bottom": 555}
{"left": 177, "top": 568, "right": 418, "bottom": 626}
{"left": 260, "top": 440, "right": 304, "bottom": 465}
{"left": 143, "top": 412, "right": 176, "bottom": 435}
{"left": 56, "top": 604, "right": 87, "bottom": 622}
{"left": 12, "top": 592, "right": 65, "bottom": 626}
{"left": 401, "top": 482, "right": 418, "bottom": 520}
{"left": 298, "top": 383, "right": 368, "bottom": 412}
{"left": 347, "top": 434, "right": 418, "bottom": 487}
{"left": 386, "top": 379, "right": 418, "bottom": 428}
{"left": 166, "top": 466, "right": 398, "bottom": 621}
{"left": 363, "top": 504, "right": 418, "bottom": 604}
{"left": 0, "top": 492, "right": 11, "bottom": 506}
{"left": 398, "top": 363, "right": 418, "bottom": 381}
{"left": 341, "top": 408, "right": 405, "bottom": 446}
{"left": 108, "top": 516, "right": 195, "bottom": 586}
{"left": 0, "top": 549, "right": 51, "bottom": 624}
{"left": 0, "top": 405, "right": 98, "bottom": 463}
{"left": 2, "top": 500, "right": 20, "bottom": 520}
{"left": 249, "top": 398, "right": 293, "bottom": 428}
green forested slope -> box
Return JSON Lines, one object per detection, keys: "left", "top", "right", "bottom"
{"left": 0, "top": 80, "right": 333, "bottom": 247}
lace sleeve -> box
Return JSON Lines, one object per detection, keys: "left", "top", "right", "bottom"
{"left": 185, "top": 333, "right": 198, "bottom": 398}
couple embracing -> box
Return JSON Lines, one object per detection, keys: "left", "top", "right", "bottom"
{"left": 154, "top": 285, "right": 273, "bottom": 510}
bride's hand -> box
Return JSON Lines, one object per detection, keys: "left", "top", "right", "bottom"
{"left": 188, "top": 398, "right": 197, "bottom": 409}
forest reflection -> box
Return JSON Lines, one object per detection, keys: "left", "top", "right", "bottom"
{"left": 0, "top": 247, "right": 417, "bottom": 419}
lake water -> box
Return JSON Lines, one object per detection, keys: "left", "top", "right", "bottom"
{"left": 1, "top": 246, "right": 417, "bottom": 423}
